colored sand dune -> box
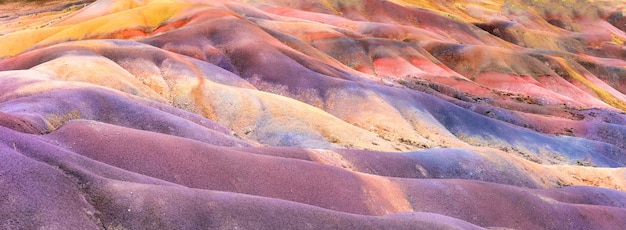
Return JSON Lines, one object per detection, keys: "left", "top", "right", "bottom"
{"left": 1, "top": 0, "right": 626, "bottom": 228}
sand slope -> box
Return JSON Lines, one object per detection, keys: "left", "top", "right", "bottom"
{"left": 1, "top": 0, "right": 626, "bottom": 228}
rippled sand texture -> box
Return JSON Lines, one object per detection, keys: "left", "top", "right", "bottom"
{"left": 1, "top": 0, "right": 626, "bottom": 229}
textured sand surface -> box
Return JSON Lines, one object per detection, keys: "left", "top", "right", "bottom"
{"left": 1, "top": 0, "right": 626, "bottom": 229}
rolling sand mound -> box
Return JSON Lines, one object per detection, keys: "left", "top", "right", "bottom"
{"left": 2, "top": 0, "right": 626, "bottom": 228}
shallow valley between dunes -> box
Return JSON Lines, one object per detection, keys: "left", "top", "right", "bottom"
{"left": 1, "top": 0, "right": 626, "bottom": 229}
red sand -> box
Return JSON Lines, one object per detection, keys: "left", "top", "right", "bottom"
{"left": 1, "top": 0, "right": 626, "bottom": 228}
